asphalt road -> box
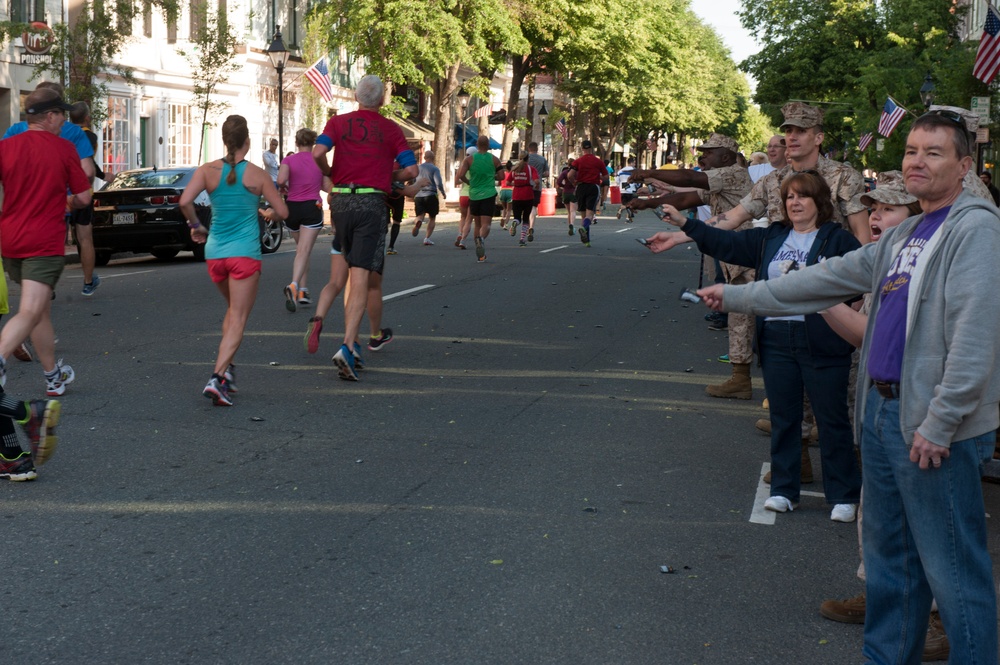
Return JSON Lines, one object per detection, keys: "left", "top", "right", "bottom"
{"left": 5, "top": 208, "right": 1000, "bottom": 664}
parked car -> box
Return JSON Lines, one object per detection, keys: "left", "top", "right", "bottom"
{"left": 90, "top": 166, "right": 283, "bottom": 265}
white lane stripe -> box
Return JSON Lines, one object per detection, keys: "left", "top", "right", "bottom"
{"left": 68, "top": 270, "right": 156, "bottom": 280}
{"left": 383, "top": 284, "right": 435, "bottom": 301}
{"left": 750, "top": 463, "right": 775, "bottom": 524}
{"left": 615, "top": 227, "right": 631, "bottom": 234}
{"left": 541, "top": 245, "right": 568, "bottom": 253}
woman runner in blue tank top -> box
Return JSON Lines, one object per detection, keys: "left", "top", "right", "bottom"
{"left": 179, "top": 115, "right": 288, "bottom": 406}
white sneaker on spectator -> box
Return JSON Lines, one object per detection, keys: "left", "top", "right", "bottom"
{"left": 764, "top": 496, "right": 797, "bottom": 513}
{"left": 830, "top": 504, "right": 858, "bottom": 523}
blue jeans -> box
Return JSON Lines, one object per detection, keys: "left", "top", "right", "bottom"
{"left": 760, "top": 320, "right": 861, "bottom": 504}
{"left": 861, "top": 386, "right": 998, "bottom": 665}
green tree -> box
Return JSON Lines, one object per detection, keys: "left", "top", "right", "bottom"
{"left": 179, "top": 3, "right": 241, "bottom": 163}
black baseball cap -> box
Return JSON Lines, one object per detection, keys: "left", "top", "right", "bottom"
{"left": 25, "top": 89, "right": 74, "bottom": 115}
{"left": 581, "top": 140, "right": 593, "bottom": 149}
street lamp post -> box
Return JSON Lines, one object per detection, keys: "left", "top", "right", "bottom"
{"left": 919, "top": 73, "right": 936, "bottom": 108}
{"left": 267, "top": 27, "right": 289, "bottom": 158}
{"left": 457, "top": 85, "right": 470, "bottom": 152}
{"left": 538, "top": 101, "right": 548, "bottom": 176}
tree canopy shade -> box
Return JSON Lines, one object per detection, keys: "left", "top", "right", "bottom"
{"left": 739, "top": 0, "right": 994, "bottom": 170}
{"left": 308, "top": 0, "right": 763, "bottom": 162}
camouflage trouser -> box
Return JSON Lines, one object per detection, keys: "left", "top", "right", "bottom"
{"left": 726, "top": 263, "right": 754, "bottom": 364}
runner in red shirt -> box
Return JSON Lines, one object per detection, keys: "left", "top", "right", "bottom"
{"left": 568, "top": 140, "right": 604, "bottom": 246}
{"left": 509, "top": 153, "right": 539, "bottom": 246}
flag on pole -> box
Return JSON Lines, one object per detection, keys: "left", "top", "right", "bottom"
{"left": 304, "top": 57, "right": 334, "bottom": 103}
{"left": 877, "top": 97, "right": 907, "bottom": 137}
{"left": 858, "top": 132, "right": 874, "bottom": 153}
{"left": 555, "top": 118, "right": 567, "bottom": 140}
{"left": 974, "top": 5, "right": 1000, "bottom": 84}
{"left": 473, "top": 104, "right": 493, "bottom": 119}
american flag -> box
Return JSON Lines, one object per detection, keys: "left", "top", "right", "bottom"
{"left": 473, "top": 104, "right": 493, "bottom": 119}
{"left": 974, "top": 5, "right": 1000, "bottom": 84}
{"left": 858, "top": 132, "right": 874, "bottom": 153}
{"left": 555, "top": 118, "right": 567, "bottom": 139}
{"left": 877, "top": 97, "right": 907, "bottom": 138}
{"left": 304, "top": 57, "right": 334, "bottom": 103}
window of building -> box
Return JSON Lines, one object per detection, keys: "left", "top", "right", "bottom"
{"left": 168, "top": 103, "right": 196, "bottom": 166}
{"left": 102, "top": 96, "right": 131, "bottom": 177}
{"left": 143, "top": 0, "right": 152, "bottom": 37}
{"left": 11, "top": 0, "right": 45, "bottom": 22}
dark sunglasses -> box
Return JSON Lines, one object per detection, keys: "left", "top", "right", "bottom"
{"left": 922, "top": 109, "right": 966, "bottom": 128}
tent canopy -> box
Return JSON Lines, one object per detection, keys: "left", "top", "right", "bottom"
{"left": 455, "top": 123, "right": 501, "bottom": 150}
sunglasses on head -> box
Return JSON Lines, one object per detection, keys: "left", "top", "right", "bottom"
{"left": 923, "top": 109, "right": 966, "bottom": 128}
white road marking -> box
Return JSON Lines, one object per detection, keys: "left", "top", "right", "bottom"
{"left": 750, "top": 463, "right": 775, "bottom": 524}
{"left": 540, "top": 245, "right": 568, "bottom": 253}
{"left": 383, "top": 284, "right": 435, "bottom": 301}
{"left": 67, "top": 270, "right": 156, "bottom": 280}
{"left": 615, "top": 227, "right": 631, "bottom": 234}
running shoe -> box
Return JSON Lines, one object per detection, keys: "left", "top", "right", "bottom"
{"left": 412, "top": 219, "right": 423, "bottom": 236}
{"left": 423, "top": 239, "right": 434, "bottom": 246}
{"left": 45, "top": 360, "right": 74, "bottom": 397}
{"left": 223, "top": 364, "right": 238, "bottom": 394}
{"left": 21, "top": 399, "right": 59, "bottom": 466}
{"left": 297, "top": 288, "right": 312, "bottom": 306}
{"left": 305, "top": 317, "right": 323, "bottom": 354}
{"left": 203, "top": 375, "right": 233, "bottom": 406}
{"left": 568, "top": 224, "right": 574, "bottom": 236}
{"left": 528, "top": 228, "right": 534, "bottom": 242}
{"left": 333, "top": 344, "right": 359, "bottom": 381}
{"left": 578, "top": 226, "right": 590, "bottom": 245}
{"left": 0, "top": 452, "right": 36, "bottom": 481}
{"left": 0, "top": 356, "right": 6, "bottom": 388}
{"left": 387, "top": 247, "right": 398, "bottom": 255}
{"left": 509, "top": 220, "right": 519, "bottom": 237}
{"left": 455, "top": 236, "right": 463, "bottom": 248}
{"left": 12, "top": 342, "right": 32, "bottom": 362}
{"left": 82, "top": 273, "right": 101, "bottom": 296}
{"left": 475, "top": 237, "right": 485, "bottom": 261}
{"left": 284, "top": 284, "right": 297, "bottom": 312}
{"left": 368, "top": 328, "right": 393, "bottom": 351}
{"left": 519, "top": 241, "right": 526, "bottom": 247}
{"left": 352, "top": 342, "right": 366, "bottom": 370}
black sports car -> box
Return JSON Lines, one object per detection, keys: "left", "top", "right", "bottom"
{"left": 90, "top": 166, "right": 283, "bottom": 265}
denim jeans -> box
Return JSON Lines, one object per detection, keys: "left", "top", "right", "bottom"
{"left": 760, "top": 320, "right": 861, "bottom": 504}
{"left": 861, "top": 386, "right": 998, "bottom": 665}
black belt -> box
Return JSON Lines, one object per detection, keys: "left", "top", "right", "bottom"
{"left": 873, "top": 381, "right": 900, "bottom": 399}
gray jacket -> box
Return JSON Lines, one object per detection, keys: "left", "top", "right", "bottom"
{"left": 724, "top": 191, "right": 1000, "bottom": 448}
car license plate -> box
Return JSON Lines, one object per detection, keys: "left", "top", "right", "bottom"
{"left": 113, "top": 212, "right": 135, "bottom": 225}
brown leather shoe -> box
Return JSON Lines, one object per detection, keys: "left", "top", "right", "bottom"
{"left": 819, "top": 592, "right": 865, "bottom": 624}
{"left": 763, "top": 441, "right": 814, "bottom": 484}
{"left": 923, "top": 611, "right": 949, "bottom": 661}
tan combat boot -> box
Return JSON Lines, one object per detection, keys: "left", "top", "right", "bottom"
{"left": 705, "top": 362, "right": 752, "bottom": 399}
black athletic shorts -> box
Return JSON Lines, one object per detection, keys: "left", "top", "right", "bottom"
{"left": 575, "top": 183, "right": 600, "bottom": 213}
{"left": 468, "top": 196, "right": 496, "bottom": 217}
{"left": 329, "top": 193, "right": 388, "bottom": 274}
{"left": 414, "top": 195, "right": 439, "bottom": 217}
{"left": 387, "top": 194, "right": 404, "bottom": 224}
{"left": 70, "top": 205, "right": 93, "bottom": 227}
{"left": 283, "top": 199, "right": 323, "bottom": 231}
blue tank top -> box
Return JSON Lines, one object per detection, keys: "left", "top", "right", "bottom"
{"left": 206, "top": 160, "right": 261, "bottom": 260}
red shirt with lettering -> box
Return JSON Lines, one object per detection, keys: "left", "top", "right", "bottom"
{"left": 573, "top": 153, "right": 606, "bottom": 185}
{"left": 318, "top": 110, "right": 414, "bottom": 193}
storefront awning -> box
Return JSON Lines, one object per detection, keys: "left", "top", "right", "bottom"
{"left": 395, "top": 115, "right": 435, "bottom": 141}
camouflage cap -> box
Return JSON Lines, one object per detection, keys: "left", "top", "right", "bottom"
{"left": 697, "top": 133, "right": 739, "bottom": 153}
{"left": 860, "top": 170, "right": 918, "bottom": 207}
{"left": 780, "top": 102, "right": 824, "bottom": 130}
{"left": 927, "top": 105, "right": 980, "bottom": 133}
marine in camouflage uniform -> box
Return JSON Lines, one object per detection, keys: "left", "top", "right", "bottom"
{"left": 622, "top": 133, "right": 755, "bottom": 398}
